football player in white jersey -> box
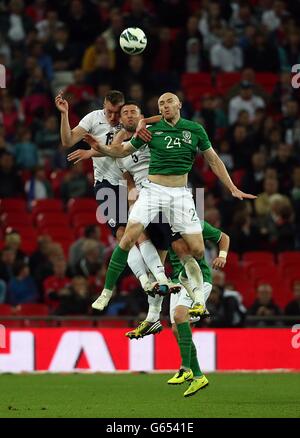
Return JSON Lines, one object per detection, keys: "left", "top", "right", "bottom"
{"left": 55, "top": 89, "right": 128, "bottom": 240}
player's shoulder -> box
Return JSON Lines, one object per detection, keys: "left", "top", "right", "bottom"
{"left": 181, "top": 118, "right": 206, "bottom": 132}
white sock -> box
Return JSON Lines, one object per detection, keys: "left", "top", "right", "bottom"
{"left": 127, "top": 245, "right": 148, "bottom": 288}
{"left": 139, "top": 240, "right": 168, "bottom": 284}
{"left": 146, "top": 294, "right": 163, "bottom": 322}
{"left": 182, "top": 256, "right": 204, "bottom": 305}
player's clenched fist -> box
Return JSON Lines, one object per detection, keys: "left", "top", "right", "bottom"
{"left": 212, "top": 256, "right": 227, "bottom": 270}
{"left": 55, "top": 91, "right": 69, "bottom": 113}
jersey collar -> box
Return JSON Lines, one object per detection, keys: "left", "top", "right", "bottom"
{"left": 162, "top": 117, "right": 183, "bottom": 128}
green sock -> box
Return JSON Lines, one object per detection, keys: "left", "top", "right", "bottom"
{"left": 104, "top": 245, "right": 129, "bottom": 290}
{"left": 190, "top": 341, "right": 203, "bottom": 378}
{"left": 177, "top": 322, "right": 192, "bottom": 370}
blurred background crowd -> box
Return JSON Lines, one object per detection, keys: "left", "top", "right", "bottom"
{"left": 0, "top": 0, "right": 300, "bottom": 326}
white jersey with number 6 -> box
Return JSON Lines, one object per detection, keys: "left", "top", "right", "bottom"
{"left": 78, "top": 109, "right": 123, "bottom": 185}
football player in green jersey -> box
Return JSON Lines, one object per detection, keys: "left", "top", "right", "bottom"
{"left": 85, "top": 92, "right": 256, "bottom": 315}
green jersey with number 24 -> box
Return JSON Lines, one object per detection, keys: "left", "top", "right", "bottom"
{"left": 130, "top": 118, "right": 212, "bottom": 175}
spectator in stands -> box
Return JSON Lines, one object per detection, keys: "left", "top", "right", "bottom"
{"left": 228, "top": 81, "right": 265, "bottom": 125}
{"left": 248, "top": 283, "right": 282, "bottom": 326}
{"left": 63, "top": 0, "right": 99, "bottom": 47}
{"left": 280, "top": 100, "right": 300, "bottom": 146}
{"left": 14, "top": 126, "right": 38, "bottom": 169}
{"left": 229, "top": 124, "right": 254, "bottom": 169}
{"left": 34, "top": 115, "right": 61, "bottom": 154}
{"left": 217, "top": 140, "right": 234, "bottom": 171}
{"left": 272, "top": 72, "right": 298, "bottom": 114}
{"left": 1, "top": 0, "right": 34, "bottom": 45}
{"left": 60, "top": 161, "right": 91, "bottom": 202}
{"left": 210, "top": 29, "right": 243, "bottom": 72}
{"left": 7, "top": 261, "right": 38, "bottom": 306}
{"left": 230, "top": 209, "right": 260, "bottom": 254}
{"left": 173, "top": 15, "right": 204, "bottom": 70}
{"left": 279, "top": 30, "right": 300, "bottom": 72}
{"left": 230, "top": 3, "right": 257, "bottom": 36}
{"left": 82, "top": 35, "right": 114, "bottom": 74}
{"left": 29, "top": 41, "right": 53, "bottom": 81}
{"left": 285, "top": 280, "right": 300, "bottom": 325}
{"left": 243, "top": 31, "right": 280, "bottom": 72}
{"left": 242, "top": 151, "right": 267, "bottom": 195}
{"left": 124, "top": 0, "right": 155, "bottom": 33}
{"left": 35, "top": 9, "right": 64, "bottom": 43}
{"left": 262, "top": 0, "right": 289, "bottom": 32}
{"left": 46, "top": 26, "right": 77, "bottom": 72}
{"left": 0, "top": 247, "right": 16, "bottom": 283}
{"left": 0, "top": 151, "right": 24, "bottom": 198}
{"left": 43, "top": 258, "right": 71, "bottom": 312}
{"left": 65, "top": 69, "right": 95, "bottom": 105}
{"left": 0, "top": 94, "right": 22, "bottom": 140}
{"left": 29, "top": 234, "right": 52, "bottom": 275}
{"left": 269, "top": 143, "right": 296, "bottom": 194}
{"left": 54, "top": 275, "right": 90, "bottom": 315}
{"left": 198, "top": 1, "right": 226, "bottom": 50}
{"left": 204, "top": 282, "right": 246, "bottom": 328}
{"left": 127, "top": 83, "right": 146, "bottom": 113}
{"left": 25, "top": 166, "right": 53, "bottom": 202}
{"left": 69, "top": 225, "right": 102, "bottom": 272}
{"left": 0, "top": 279, "right": 6, "bottom": 303}
{"left": 4, "top": 230, "right": 26, "bottom": 262}
{"left": 74, "top": 239, "right": 104, "bottom": 278}
{"left": 255, "top": 177, "right": 280, "bottom": 217}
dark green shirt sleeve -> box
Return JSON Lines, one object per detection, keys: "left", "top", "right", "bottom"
{"left": 195, "top": 123, "right": 212, "bottom": 152}
{"left": 129, "top": 136, "right": 147, "bottom": 150}
{"left": 203, "top": 221, "right": 222, "bottom": 243}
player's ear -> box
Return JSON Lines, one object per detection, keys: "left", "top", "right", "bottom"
{"left": 178, "top": 101, "right": 182, "bottom": 110}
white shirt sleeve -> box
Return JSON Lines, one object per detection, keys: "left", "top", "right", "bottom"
{"left": 78, "top": 112, "right": 94, "bottom": 132}
{"left": 210, "top": 44, "right": 221, "bottom": 68}
{"left": 229, "top": 97, "right": 240, "bottom": 125}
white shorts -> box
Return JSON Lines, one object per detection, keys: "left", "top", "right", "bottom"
{"left": 169, "top": 282, "right": 212, "bottom": 324}
{"left": 128, "top": 180, "right": 202, "bottom": 235}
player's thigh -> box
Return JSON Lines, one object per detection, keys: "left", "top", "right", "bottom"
{"left": 168, "top": 187, "right": 202, "bottom": 237}
{"left": 181, "top": 233, "right": 205, "bottom": 260}
{"left": 170, "top": 287, "right": 192, "bottom": 323}
{"left": 120, "top": 220, "right": 145, "bottom": 249}
{"left": 171, "top": 236, "right": 190, "bottom": 258}
{"left": 128, "top": 184, "right": 160, "bottom": 229}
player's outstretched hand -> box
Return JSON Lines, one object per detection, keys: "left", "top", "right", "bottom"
{"left": 212, "top": 256, "right": 226, "bottom": 270}
{"left": 83, "top": 133, "right": 101, "bottom": 151}
{"left": 231, "top": 187, "right": 257, "bottom": 200}
{"left": 135, "top": 119, "right": 152, "bottom": 143}
{"left": 67, "top": 149, "right": 93, "bottom": 165}
{"left": 55, "top": 91, "right": 69, "bottom": 113}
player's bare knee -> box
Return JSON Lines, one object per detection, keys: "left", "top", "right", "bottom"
{"left": 171, "top": 324, "right": 178, "bottom": 340}
{"left": 191, "top": 247, "right": 204, "bottom": 260}
{"left": 116, "top": 227, "right": 125, "bottom": 242}
{"left": 174, "top": 307, "right": 188, "bottom": 325}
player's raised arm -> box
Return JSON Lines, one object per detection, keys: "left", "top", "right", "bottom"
{"left": 55, "top": 91, "right": 87, "bottom": 147}
{"left": 135, "top": 115, "right": 161, "bottom": 142}
{"left": 67, "top": 148, "right": 103, "bottom": 165}
{"left": 203, "top": 147, "right": 257, "bottom": 200}
{"left": 83, "top": 133, "right": 136, "bottom": 158}
{"left": 212, "top": 232, "right": 230, "bottom": 270}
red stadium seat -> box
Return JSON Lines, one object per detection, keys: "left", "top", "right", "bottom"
{"left": 0, "top": 304, "right": 13, "bottom": 315}
{"left": 50, "top": 170, "right": 68, "bottom": 197}
{"left": 68, "top": 198, "right": 98, "bottom": 217}
{"left": 4, "top": 225, "right": 37, "bottom": 241}
{"left": 40, "top": 226, "right": 75, "bottom": 241}
{"left": 1, "top": 211, "right": 32, "bottom": 227}
{"left": 31, "top": 199, "right": 64, "bottom": 217}
{"left": 255, "top": 72, "right": 278, "bottom": 94}
{"left": 21, "top": 239, "right": 38, "bottom": 255}
{"left": 181, "top": 72, "right": 212, "bottom": 89}
{"left": 72, "top": 212, "right": 98, "bottom": 228}
{"left": 16, "top": 304, "right": 49, "bottom": 316}
{"left": 216, "top": 72, "right": 242, "bottom": 95}
{"left": 242, "top": 251, "right": 275, "bottom": 264}
{"left": 35, "top": 212, "right": 70, "bottom": 228}
{"left": 74, "top": 223, "right": 113, "bottom": 246}
{"left": 227, "top": 251, "right": 240, "bottom": 266}
{"left": 278, "top": 251, "right": 300, "bottom": 267}
{"left": 0, "top": 199, "right": 27, "bottom": 213}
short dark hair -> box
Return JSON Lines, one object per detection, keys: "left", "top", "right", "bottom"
{"left": 84, "top": 225, "right": 98, "bottom": 238}
{"left": 121, "top": 101, "right": 141, "bottom": 111}
{"left": 104, "top": 90, "right": 125, "bottom": 106}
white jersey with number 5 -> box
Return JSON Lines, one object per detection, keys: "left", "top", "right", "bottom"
{"left": 116, "top": 144, "right": 150, "bottom": 191}
{"left": 78, "top": 109, "right": 123, "bottom": 185}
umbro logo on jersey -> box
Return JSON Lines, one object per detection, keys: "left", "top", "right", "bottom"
{"left": 154, "top": 131, "right": 163, "bottom": 135}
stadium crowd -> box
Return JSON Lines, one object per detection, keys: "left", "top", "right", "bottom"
{"left": 0, "top": 0, "right": 300, "bottom": 326}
